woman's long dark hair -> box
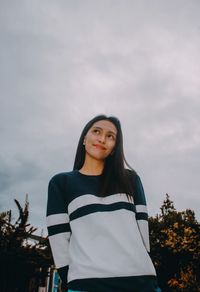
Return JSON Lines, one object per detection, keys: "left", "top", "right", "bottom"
{"left": 73, "top": 115, "right": 137, "bottom": 199}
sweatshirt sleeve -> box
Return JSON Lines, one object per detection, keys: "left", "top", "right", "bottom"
{"left": 134, "top": 175, "right": 150, "bottom": 252}
{"left": 46, "top": 175, "right": 71, "bottom": 289}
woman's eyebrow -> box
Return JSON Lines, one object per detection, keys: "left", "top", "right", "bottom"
{"left": 107, "top": 131, "right": 117, "bottom": 136}
{"left": 92, "top": 126, "right": 102, "bottom": 130}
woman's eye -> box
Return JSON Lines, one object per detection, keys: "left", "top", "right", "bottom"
{"left": 93, "top": 129, "right": 100, "bottom": 134}
{"left": 107, "top": 134, "right": 115, "bottom": 140}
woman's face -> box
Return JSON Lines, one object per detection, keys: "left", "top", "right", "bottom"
{"left": 84, "top": 120, "right": 117, "bottom": 161}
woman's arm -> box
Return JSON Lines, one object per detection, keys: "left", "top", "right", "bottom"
{"left": 46, "top": 175, "right": 71, "bottom": 290}
{"left": 134, "top": 175, "right": 150, "bottom": 252}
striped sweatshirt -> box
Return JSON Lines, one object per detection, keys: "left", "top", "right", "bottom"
{"left": 46, "top": 170, "right": 158, "bottom": 292}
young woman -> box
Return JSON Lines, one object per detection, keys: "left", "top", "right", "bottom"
{"left": 46, "top": 115, "right": 161, "bottom": 292}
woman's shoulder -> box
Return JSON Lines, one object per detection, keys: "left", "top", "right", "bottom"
{"left": 124, "top": 169, "right": 144, "bottom": 192}
{"left": 49, "top": 170, "right": 77, "bottom": 184}
{"left": 125, "top": 168, "right": 139, "bottom": 180}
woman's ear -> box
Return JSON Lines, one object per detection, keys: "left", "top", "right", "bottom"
{"left": 83, "top": 137, "right": 86, "bottom": 145}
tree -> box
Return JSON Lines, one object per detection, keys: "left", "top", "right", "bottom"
{"left": 0, "top": 196, "right": 53, "bottom": 292}
{"left": 149, "top": 194, "right": 200, "bottom": 292}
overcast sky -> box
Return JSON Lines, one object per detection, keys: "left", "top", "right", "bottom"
{"left": 1, "top": 0, "right": 200, "bottom": 235}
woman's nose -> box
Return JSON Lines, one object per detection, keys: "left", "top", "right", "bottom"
{"left": 98, "top": 134, "right": 106, "bottom": 143}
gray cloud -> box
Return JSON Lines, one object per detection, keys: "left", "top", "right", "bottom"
{"left": 1, "top": 0, "right": 200, "bottom": 233}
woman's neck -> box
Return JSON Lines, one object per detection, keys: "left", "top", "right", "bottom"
{"left": 79, "top": 156, "right": 104, "bottom": 175}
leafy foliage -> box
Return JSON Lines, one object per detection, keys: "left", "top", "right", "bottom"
{"left": 1, "top": 193, "right": 199, "bottom": 291}
{"left": 0, "top": 196, "right": 53, "bottom": 291}
{"left": 149, "top": 194, "right": 200, "bottom": 292}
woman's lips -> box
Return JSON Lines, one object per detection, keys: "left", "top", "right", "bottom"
{"left": 93, "top": 144, "right": 106, "bottom": 150}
